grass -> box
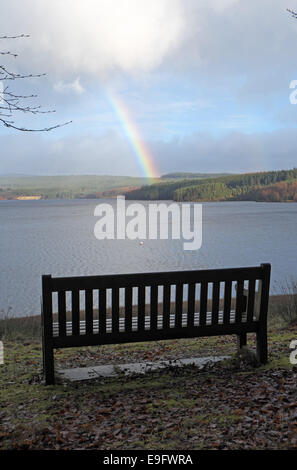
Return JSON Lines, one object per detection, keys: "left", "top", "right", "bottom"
{"left": 1, "top": 292, "right": 297, "bottom": 450}
{"left": 0, "top": 309, "right": 41, "bottom": 342}
{"left": 0, "top": 320, "right": 296, "bottom": 449}
{"left": 277, "top": 278, "right": 297, "bottom": 325}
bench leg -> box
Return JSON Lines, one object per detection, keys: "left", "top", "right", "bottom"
{"left": 237, "top": 333, "right": 247, "bottom": 350}
{"left": 256, "top": 329, "right": 268, "bottom": 364}
{"left": 43, "top": 342, "right": 55, "bottom": 385}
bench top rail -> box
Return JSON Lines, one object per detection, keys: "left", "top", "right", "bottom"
{"left": 45, "top": 265, "right": 267, "bottom": 292}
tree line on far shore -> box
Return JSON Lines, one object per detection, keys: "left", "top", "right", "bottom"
{"left": 126, "top": 168, "right": 297, "bottom": 202}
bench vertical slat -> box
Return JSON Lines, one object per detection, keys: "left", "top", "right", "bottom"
{"left": 125, "top": 286, "right": 133, "bottom": 333}
{"left": 247, "top": 279, "right": 256, "bottom": 323}
{"left": 71, "top": 290, "right": 80, "bottom": 336}
{"left": 256, "top": 264, "right": 271, "bottom": 363}
{"left": 259, "top": 264, "right": 271, "bottom": 323}
{"left": 85, "top": 289, "right": 93, "bottom": 335}
{"left": 212, "top": 281, "right": 220, "bottom": 325}
{"left": 42, "top": 275, "right": 55, "bottom": 385}
{"left": 223, "top": 280, "right": 232, "bottom": 324}
{"left": 163, "top": 284, "right": 171, "bottom": 329}
{"left": 175, "top": 283, "right": 183, "bottom": 328}
{"left": 99, "top": 288, "right": 107, "bottom": 334}
{"left": 187, "top": 283, "right": 196, "bottom": 327}
{"left": 235, "top": 280, "right": 244, "bottom": 323}
{"left": 150, "top": 285, "right": 158, "bottom": 331}
{"left": 112, "top": 287, "right": 120, "bottom": 333}
{"left": 199, "top": 282, "right": 208, "bottom": 326}
{"left": 58, "top": 291, "right": 66, "bottom": 337}
{"left": 138, "top": 286, "right": 145, "bottom": 331}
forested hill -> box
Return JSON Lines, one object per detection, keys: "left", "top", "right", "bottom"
{"left": 126, "top": 168, "right": 297, "bottom": 202}
{"left": 160, "top": 172, "right": 231, "bottom": 179}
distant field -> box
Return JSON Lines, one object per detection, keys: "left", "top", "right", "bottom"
{"left": 0, "top": 172, "right": 232, "bottom": 200}
{"left": 0, "top": 175, "right": 160, "bottom": 199}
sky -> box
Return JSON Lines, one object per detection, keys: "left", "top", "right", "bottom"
{"left": 1, "top": 0, "right": 297, "bottom": 177}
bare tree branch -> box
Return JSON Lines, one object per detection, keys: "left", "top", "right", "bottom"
{"left": 0, "top": 34, "right": 30, "bottom": 39}
{"left": 287, "top": 9, "right": 297, "bottom": 19}
{"left": 0, "top": 116, "right": 71, "bottom": 132}
{"left": 0, "top": 34, "right": 72, "bottom": 131}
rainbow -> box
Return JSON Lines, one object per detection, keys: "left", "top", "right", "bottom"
{"left": 106, "top": 90, "right": 159, "bottom": 181}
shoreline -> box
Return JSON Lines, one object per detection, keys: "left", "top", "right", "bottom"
{"left": 0, "top": 196, "right": 297, "bottom": 203}
{"left": 1, "top": 293, "right": 293, "bottom": 322}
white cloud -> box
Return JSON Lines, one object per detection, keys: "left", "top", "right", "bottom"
{"left": 54, "top": 78, "right": 85, "bottom": 94}
{"left": 2, "top": 127, "right": 297, "bottom": 176}
{"left": 0, "top": 0, "right": 293, "bottom": 93}
{"left": 197, "top": 0, "right": 239, "bottom": 13}
{"left": 0, "top": 0, "right": 185, "bottom": 78}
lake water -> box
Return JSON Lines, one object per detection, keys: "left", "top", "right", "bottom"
{"left": 0, "top": 199, "right": 297, "bottom": 317}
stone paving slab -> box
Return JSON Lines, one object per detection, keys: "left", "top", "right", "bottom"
{"left": 58, "top": 355, "right": 229, "bottom": 382}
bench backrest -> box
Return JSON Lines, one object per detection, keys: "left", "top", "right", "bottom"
{"left": 42, "top": 264, "right": 270, "bottom": 346}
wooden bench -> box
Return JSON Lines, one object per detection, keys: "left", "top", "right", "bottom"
{"left": 41, "top": 263, "right": 271, "bottom": 385}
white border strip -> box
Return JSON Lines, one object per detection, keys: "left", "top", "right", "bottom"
{"left": 0, "top": 341, "right": 3, "bottom": 364}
